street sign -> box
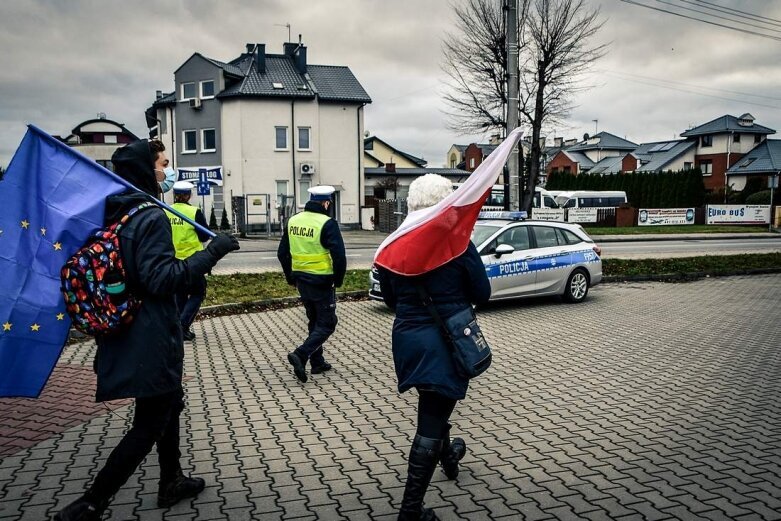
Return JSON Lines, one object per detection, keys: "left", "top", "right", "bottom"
{"left": 197, "top": 181, "right": 210, "bottom": 196}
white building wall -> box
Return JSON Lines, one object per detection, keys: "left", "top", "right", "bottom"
{"left": 220, "top": 98, "right": 362, "bottom": 227}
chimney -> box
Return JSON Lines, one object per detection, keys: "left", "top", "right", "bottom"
{"left": 156, "top": 90, "right": 163, "bottom": 100}
{"left": 246, "top": 43, "right": 254, "bottom": 54}
{"left": 254, "top": 43, "right": 266, "bottom": 73}
{"left": 385, "top": 162, "right": 396, "bottom": 173}
{"left": 284, "top": 36, "right": 307, "bottom": 74}
{"left": 554, "top": 137, "right": 563, "bottom": 147}
{"left": 538, "top": 137, "right": 546, "bottom": 149}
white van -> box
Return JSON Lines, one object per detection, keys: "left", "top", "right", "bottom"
{"left": 533, "top": 187, "right": 560, "bottom": 209}
{"left": 555, "top": 191, "right": 628, "bottom": 208}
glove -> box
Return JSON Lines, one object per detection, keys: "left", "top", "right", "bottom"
{"left": 206, "top": 233, "right": 240, "bottom": 260}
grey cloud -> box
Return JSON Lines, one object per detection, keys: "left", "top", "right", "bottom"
{"left": 3, "top": 0, "right": 781, "bottom": 168}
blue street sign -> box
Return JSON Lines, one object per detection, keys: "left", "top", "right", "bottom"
{"left": 198, "top": 168, "right": 208, "bottom": 185}
{"left": 197, "top": 181, "right": 210, "bottom": 196}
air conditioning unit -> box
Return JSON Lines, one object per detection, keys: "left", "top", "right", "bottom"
{"left": 300, "top": 162, "right": 316, "bottom": 175}
{"left": 189, "top": 98, "right": 202, "bottom": 109}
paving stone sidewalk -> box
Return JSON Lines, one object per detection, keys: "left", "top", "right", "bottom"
{"left": 1, "top": 275, "right": 780, "bottom": 520}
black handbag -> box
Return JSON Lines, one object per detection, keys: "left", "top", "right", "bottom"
{"left": 416, "top": 284, "right": 492, "bottom": 379}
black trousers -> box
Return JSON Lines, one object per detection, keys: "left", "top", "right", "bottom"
{"left": 417, "top": 390, "right": 457, "bottom": 439}
{"left": 294, "top": 282, "right": 337, "bottom": 365}
{"left": 87, "top": 390, "right": 184, "bottom": 504}
{"left": 176, "top": 274, "right": 207, "bottom": 331}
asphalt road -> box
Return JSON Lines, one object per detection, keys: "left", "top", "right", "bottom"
{"left": 212, "top": 237, "right": 781, "bottom": 274}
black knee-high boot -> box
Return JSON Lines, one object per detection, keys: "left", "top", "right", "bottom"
{"left": 439, "top": 424, "right": 466, "bottom": 480}
{"left": 398, "top": 435, "right": 443, "bottom": 521}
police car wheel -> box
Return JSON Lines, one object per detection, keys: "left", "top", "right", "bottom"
{"left": 564, "top": 269, "right": 589, "bottom": 303}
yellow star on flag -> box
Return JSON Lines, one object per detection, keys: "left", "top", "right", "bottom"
{"left": 2, "top": 322, "right": 11, "bottom": 331}
{"left": 56, "top": 313, "right": 65, "bottom": 321}
{"left": 21, "top": 220, "right": 30, "bottom": 229}
{"left": 30, "top": 323, "right": 41, "bottom": 332}
{"left": 40, "top": 227, "right": 47, "bottom": 236}
{"left": 53, "top": 242, "right": 62, "bottom": 251}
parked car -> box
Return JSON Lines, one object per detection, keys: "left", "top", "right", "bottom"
{"left": 369, "top": 211, "right": 602, "bottom": 304}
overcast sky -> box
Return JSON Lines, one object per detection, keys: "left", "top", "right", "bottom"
{"left": 2, "top": 0, "right": 781, "bottom": 168}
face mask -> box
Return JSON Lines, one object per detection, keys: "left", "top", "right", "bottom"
{"left": 157, "top": 167, "right": 177, "bottom": 193}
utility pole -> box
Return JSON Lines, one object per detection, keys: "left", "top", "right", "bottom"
{"left": 506, "top": 0, "right": 520, "bottom": 211}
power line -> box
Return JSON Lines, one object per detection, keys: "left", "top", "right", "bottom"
{"left": 695, "top": 0, "right": 781, "bottom": 26}
{"left": 596, "top": 68, "right": 781, "bottom": 102}
{"left": 619, "top": 0, "right": 781, "bottom": 42}
{"left": 665, "top": 0, "right": 781, "bottom": 34}
{"left": 599, "top": 70, "right": 781, "bottom": 110}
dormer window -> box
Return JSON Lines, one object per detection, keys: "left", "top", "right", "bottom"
{"left": 181, "top": 82, "right": 196, "bottom": 101}
{"left": 272, "top": 82, "right": 284, "bottom": 90}
{"left": 738, "top": 113, "right": 755, "bottom": 127}
{"left": 200, "top": 80, "right": 215, "bottom": 99}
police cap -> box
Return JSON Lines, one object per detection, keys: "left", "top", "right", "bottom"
{"left": 172, "top": 181, "right": 194, "bottom": 193}
{"left": 308, "top": 185, "right": 335, "bottom": 201}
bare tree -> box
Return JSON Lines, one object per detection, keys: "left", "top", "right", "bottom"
{"left": 520, "top": 0, "right": 607, "bottom": 210}
{"left": 442, "top": 0, "right": 606, "bottom": 211}
{"left": 376, "top": 177, "right": 401, "bottom": 199}
{"left": 441, "top": 0, "right": 512, "bottom": 134}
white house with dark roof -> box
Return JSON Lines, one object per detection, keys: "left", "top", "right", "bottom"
{"left": 679, "top": 113, "right": 774, "bottom": 193}
{"left": 147, "top": 40, "right": 371, "bottom": 229}
{"left": 546, "top": 132, "right": 637, "bottom": 175}
{"left": 57, "top": 114, "right": 139, "bottom": 172}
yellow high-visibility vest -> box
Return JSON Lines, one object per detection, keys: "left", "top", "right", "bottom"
{"left": 288, "top": 211, "right": 333, "bottom": 275}
{"left": 165, "top": 203, "right": 204, "bottom": 260}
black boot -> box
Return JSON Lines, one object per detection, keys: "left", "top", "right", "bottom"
{"left": 287, "top": 351, "right": 308, "bottom": 383}
{"left": 310, "top": 361, "right": 332, "bottom": 374}
{"left": 157, "top": 470, "right": 205, "bottom": 508}
{"left": 54, "top": 495, "right": 105, "bottom": 521}
{"left": 439, "top": 424, "right": 466, "bottom": 480}
{"left": 398, "top": 435, "right": 443, "bottom": 521}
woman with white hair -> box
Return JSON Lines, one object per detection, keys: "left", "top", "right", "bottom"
{"left": 377, "top": 174, "right": 491, "bottom": 521}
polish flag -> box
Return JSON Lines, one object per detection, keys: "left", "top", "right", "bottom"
{"left": 374, "top": 128, "right": 524, "bottom": 275}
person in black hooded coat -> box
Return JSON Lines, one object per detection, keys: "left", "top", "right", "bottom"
{"left": 55, "top": 139, "right": 240, "bottom": 521}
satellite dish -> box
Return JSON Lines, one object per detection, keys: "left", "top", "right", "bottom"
{"left": 364, "top": 130, "right": 370, "bottom": 138}
{"left": 583, "top": 133, "right": 590, "bottom": 141}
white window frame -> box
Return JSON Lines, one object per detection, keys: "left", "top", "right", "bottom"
{"left": 181, "top": 82, "right": 196, "bottom": 101}
{"left": 103, "top": 134, "right": 118, "bottom": 144}
{"left": 275, "top": 126, "right": 289, "bottom": 151}
{"left": 298, "top": 178, "right": 311, "bottom": 207}
{"left": 470, "top": 157, "right": 475, "bottom": 169}
{"left": 297, "top": 127, "right": 311, "bottom": 151}
{"left": 699, "top": 160, "right": 713, "bottom": 176}
{"left": 182, "top": 130, "right": 197, "bottom": 154}
{"left": 200, "top": 80, "right": 215, "bottom": 99}
{"left": 201, "top": 128, "right": 216, "bottom": 153}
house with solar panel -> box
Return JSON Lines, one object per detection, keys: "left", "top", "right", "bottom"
{"left": 544, "top": 114, "right": 776, "bottom": 196}
{"left": 146, "top": 40, "right": 372, "bottom": 231}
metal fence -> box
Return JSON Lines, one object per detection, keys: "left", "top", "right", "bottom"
{"left": 377, "top": 199, "right": 408, "bottom": 233}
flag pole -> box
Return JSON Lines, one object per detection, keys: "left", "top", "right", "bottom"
{"left": 28, "top": 125, "right": 217, "bottom": 239}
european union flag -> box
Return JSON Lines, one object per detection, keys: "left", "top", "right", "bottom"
{"left": 0, "top": 126, "right": 127, "bottom": 397}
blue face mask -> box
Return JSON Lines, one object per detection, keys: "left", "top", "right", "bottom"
{"left": 158, "top": 167, "right": 177, "bottom": 193}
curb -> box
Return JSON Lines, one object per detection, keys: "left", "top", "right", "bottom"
{"left": 594, "top": 233, "right": 779, "bottom": 243}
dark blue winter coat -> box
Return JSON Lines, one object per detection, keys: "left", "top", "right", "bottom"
{"left": 377, "top": 242, "right": 491, "bottom": 400}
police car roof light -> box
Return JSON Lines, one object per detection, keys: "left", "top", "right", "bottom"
{"left": 478, "top": 210, "right": 527, "bottom": 220}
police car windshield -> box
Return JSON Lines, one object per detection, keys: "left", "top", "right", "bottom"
{"left": 472, "top": 224, "right": 501, "bottom": 247}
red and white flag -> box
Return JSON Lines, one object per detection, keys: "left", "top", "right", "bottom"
{"left": 374, "top": 128, "right": 524, "bottom": 275}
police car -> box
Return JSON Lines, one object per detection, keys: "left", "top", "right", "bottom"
{"left": 369, "top": 211, "right": 602, "bottom": 303}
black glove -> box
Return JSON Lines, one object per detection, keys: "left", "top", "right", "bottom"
{"left": 207, "top": 233, "right": 240, "bottom": 260}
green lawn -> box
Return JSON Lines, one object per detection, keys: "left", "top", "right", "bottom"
{"left": 584, "top": 225, "right": 770, "bottom": 235}
{"left": 205, "top": 253, "right": 781, "bottom": 307}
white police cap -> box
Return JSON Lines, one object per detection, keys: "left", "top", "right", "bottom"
{"left": 308, "top": 185, "right": 336, "bottom": 201}
{"left": 172, "top": 181, "right": 194, "bottom": 193}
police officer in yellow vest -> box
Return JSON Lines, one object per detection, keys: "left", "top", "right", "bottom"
{"left": 166, "top": 181, "right": 211, "bottom": 341}
{"left": 277, "top": 185, "right": 347, "bottom": 382}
